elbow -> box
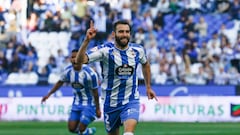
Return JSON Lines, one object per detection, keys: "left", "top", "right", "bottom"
{"left": 142, "top": 61, "right": 150, "bottom": 67}
{"left": 75, "top": 54, "right": 84, "bottom": 63}
{"left": 74, "top": 58, "right": 81, "bottom": 66}
{"left": 75, "top": 54, "right": 88, "bottom": 64}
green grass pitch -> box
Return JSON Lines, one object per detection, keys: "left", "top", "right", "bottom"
{"left": 0, "top": 121, "right": 239, "bottom": 135}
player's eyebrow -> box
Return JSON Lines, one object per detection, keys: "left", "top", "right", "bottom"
{"left": 118, "top": 30, "right": 130, "bottom": 33}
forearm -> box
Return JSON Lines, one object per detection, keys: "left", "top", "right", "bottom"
{"left": 92, "top": 89, "right": 100, "bottom": 110}
{"left": 95, "top": 99, "right": 100, "bottom": 110}
{"left": 142, "top": 62, "right": 151, "bottom": 89}
{"left": 76, "top": 38, "right": 90, "bottom": 64}
{"left": 47, "top": 81, "right": 63, "bottom": 97}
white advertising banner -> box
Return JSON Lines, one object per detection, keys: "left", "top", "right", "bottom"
{"left": 0, "top": 96, "right": 240, "bottom": 122}
{"left": 140, "top": 96, "right": 240, "bottom": 122}
{"left": 0, "top": 97, "right": 72, "bottom": 121}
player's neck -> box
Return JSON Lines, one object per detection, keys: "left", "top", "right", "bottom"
{"left": 115, "top": 43, "right": 129, "bottom": 50}
{"left": 73, "top": 66, "right": 81, "bottom": 71}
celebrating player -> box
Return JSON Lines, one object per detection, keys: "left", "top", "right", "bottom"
{"left": 41, "top": 49, "right": 101, "bottom": 135}
{"left": 75, "top": 20, "right": 157, "bottom": 135}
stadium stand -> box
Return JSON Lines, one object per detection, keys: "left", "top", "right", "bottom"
{"left": 0, "top": 0, "right": 240, "bottom": 85}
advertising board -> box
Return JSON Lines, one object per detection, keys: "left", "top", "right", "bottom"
{"left": 1, "top": 97, "right": 240, "bottom": 122}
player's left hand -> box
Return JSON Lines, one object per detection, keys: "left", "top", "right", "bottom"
{"left": 41, "top": 95, "right": 49, "bottom": 104}
{"left": 96, "top": 108, "right": 101, "bottom": 118}
{"left": 147, "top": 88, "right": 158, "bottom": 101}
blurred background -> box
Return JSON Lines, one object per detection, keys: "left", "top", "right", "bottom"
{"left": 1, "top": 0, "right": 240, "bottom": 86}
{"left": 0, "top": 0, "right": 240, "bottom": 125}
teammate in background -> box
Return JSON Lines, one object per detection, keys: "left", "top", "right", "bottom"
{"left": 75, "top": 20, "right": 157, "bottom": 135}
{"left": 41, "top": 49, "right": 101, "bottom": 135}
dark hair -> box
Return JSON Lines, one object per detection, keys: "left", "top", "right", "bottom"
{"left": 113, "top": 20, "right": 131, "bottom": 32}
{"left": 71, "top": 49, "right": 78, "bottom": 53}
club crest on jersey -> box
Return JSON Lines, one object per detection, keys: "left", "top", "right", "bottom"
{"left": 115, "top": 64, "right": 134, "bottom": 78}
{"left": 79, "top": 72, "right": 85, "bottom": 78}
{"left": 130, "top": 49, "right": 136, "bottom": 57}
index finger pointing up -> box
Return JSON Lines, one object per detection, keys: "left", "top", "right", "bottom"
{"left": 90, "top": 20, "right": 94, "bottom": 28}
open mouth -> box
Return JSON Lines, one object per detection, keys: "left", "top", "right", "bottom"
{"left": 121, "top": 38, "right": 128, "bottom": 42}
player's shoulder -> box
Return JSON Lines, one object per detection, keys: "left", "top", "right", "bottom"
{"left": 99, "top": 42, "right": 114, "bottom": 49}
{"left": 64, "top": 65, "right": 73, "bottom": 71}
{"left": 129, "top": 43, "right": 145, "bottom": 50}
{"left": 82, "top": 64, "right": 96, "bottom": 75}
{"left": 61, "top": 65, "right": 73, "bottom": 76}
{"left": 88, "top": 42, "right": 114, "bottom": 53}
{"left": 104, "top": 42, "right": 114, "bottom": 47}
{"left": 81, "top": 64, "right": 89, "bottom": 70}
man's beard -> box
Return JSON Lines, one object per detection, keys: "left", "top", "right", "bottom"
{"left": 115, "top": 36, "right": 129, "bottom": 48}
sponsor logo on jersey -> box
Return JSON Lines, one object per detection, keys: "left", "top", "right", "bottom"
{"left": 72, "top": 82, "right": 84, "bottom": 89}
{"left": 115, "top": 64, "right": 134, "bottom": 77}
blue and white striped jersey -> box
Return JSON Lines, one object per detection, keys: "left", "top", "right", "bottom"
{"left": 60, "top": 64, "right": 99, "bottom": 110}
{"left": 87, "top": 42, "right": 147, "bottom": 110}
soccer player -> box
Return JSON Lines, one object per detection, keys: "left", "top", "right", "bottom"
{"left": 41, "top": 49, "right": 101, "bottom": 135}
{"left": 75, "top": 20, "right": 157, "bottom": 135}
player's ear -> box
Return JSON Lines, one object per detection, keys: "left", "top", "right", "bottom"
{"left": 111, "top": 31, "right": 115, "bottom": 37}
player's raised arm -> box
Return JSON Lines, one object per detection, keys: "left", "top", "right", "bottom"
{"left": 75, "top": 21, "right": 97, "bottom": 65}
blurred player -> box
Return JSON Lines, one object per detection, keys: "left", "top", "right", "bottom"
{"left": 41, "top": 49, "right": 101, "bottom": 135}
{"left": 75, "top": 20, "right": 157, "bottom": 135}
